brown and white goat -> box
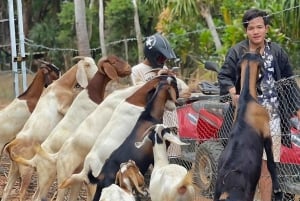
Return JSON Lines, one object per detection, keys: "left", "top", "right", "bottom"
{"left": 56, "top": 75, "right": 177, "bottom": 201}
{"left": 12, "top": 55, "right": 131, "bottom": 201}
{"left": 213, "top": 50, "right": 282, "bottom": 201}
{"left": 85, "top": 76, "right": 178, "bottom": 201}
{"left": 0, "top": 62, "right": 60, "bottom": 156}
{"left": 135, "top": 124, "right": 195, "bottom": 201}
{"left": 99, "top": 160, "right": 146, "bottom": 201}
{"left": 2, "top": 56, "right": 98, "bottom": 201}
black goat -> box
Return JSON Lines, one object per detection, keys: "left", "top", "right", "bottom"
{"left": 213, "top": 50, "right": 282, "bottom": 201}
{"left": 88, "top": 75, "right": 179, "bottom": 201}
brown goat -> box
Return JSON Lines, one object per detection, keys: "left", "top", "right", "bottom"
{"left": 115, "top": 160, "right": 146, "bottom": 195}
{"left": 99, "top": 160, "right": 146, "bottom": 201}
{"left": 214, "top": 50, "right": 282, "bottom": 201}
{"left": 0, "top": 62, "right": 60, "bottom": 155}
{"left": 2, "top": 57, "right": 98, "bottom": 201}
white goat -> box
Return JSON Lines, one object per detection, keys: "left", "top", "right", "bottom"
{"left": 99, "top": 160, "right": 146, "bottom": 201}
{"left": 0, "top": 63, "right": 60, "bottom": 156}
{"left": 135, "top": 124, "right": 195, "bottom": 201}
{"left": 12, "top": 55, "right": 131, "bottom": 200}
{"left": 2, "top": 56, "right": 98, "bottom": 201}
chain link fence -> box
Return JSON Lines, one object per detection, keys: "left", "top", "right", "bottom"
{"left": 172, "top": 75, "right": 300, "bottom": 200}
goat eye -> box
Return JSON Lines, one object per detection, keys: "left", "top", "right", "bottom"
{"left": 75, "top": 83, "right": 81, "bottom": 88}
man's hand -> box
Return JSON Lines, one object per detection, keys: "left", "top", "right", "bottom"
{"left": 229, "top": 87, "right": 239, "bottom": 106}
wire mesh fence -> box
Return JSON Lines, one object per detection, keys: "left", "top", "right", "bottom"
{"left": 170, "top": 75, "right": 300, "bottom": 200}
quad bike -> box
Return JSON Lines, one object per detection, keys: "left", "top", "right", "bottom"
{"left": 176, "top": 62, "right": 300, "bottom": 199}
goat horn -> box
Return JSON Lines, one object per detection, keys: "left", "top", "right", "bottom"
{"left": 72, "top": 56, "right": 85, "bottom": 61}
{"left": 163, "top": 133, "right": 189, "bottom": 146}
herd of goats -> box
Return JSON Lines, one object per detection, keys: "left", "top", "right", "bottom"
{"left": 0, "top": 52, "right": 283, "bottom": 201}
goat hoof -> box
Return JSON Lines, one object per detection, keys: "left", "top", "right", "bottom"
{"left": 273, "top": 190, "right": 283, "bottom": 201}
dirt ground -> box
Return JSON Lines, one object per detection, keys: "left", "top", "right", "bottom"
{"left": 0, "top": 151, "right": 212, "bottom": 201}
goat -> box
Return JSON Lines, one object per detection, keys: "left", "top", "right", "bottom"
{"left": 55, "top": 75, "right": 177, "bottom": 201}
{"left": 2, "top": 56, "right": 98, "bottom": 201}
{"left": 135, "top": 124, "right": 195, "bottom": 201}
{"left": 99, "top": 160, "right": 146, "bottom": 201}
{"left": 0, "top": 61, "right": 60, "bottom": 156}
{"left": 85, "top": 75, "right": 178, "bottom": 201}
{"left": 12, "top": 55, "right": 131, "bottom": 200}
{"left": 213, "top": 50, "right": 282, "bottom": 201}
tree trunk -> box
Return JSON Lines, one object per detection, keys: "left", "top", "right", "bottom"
{"left": 23, "top": 0, "right": 32, "bottom": 37}
{"left": 199, "top": 4, "right": 222, "bottom": 51}
{"left": 99, "top": 0, "right": 107, "bottom": 57}
{"left": 132, "top": 0, "right": 143, "bottom": 62}
{"left": 74, "top": 0, "right": 91, "bottom": 57}
{"left": 124, "top": 38, "right": 128, "bottom": 61}
{"left": 88, "top": 0, "right": 95, "bottom": 40}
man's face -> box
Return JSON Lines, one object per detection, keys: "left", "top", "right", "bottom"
{"left": 246, "top": 17, "right": 268, "bottom": 46}
{"left": 156, "top": 54, "right": 167, "bottom": 67}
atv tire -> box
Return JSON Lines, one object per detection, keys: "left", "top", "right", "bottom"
{"left": 194, "top": 140, "right": 223, "bottom": 198}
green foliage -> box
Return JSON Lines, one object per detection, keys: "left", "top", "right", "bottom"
{"left": 221, "top": 21, "right": 244, "bottom": 48}
{"left": 56, "top": 2, "right": 75, "bottom": 47}
{"left": 105, "top": 0, "right": 135, "bottom": 38}
{"left": 86, "top": 3, "right": 100, "bottom": 49}
{"left": 28, "top": 21, "right": 58, "bottom": 47}
{"left": 104, "top": 0, "right": 156, "bottom": 64}
{"left": 22, "top": 0, "right": 300, "bottom": 75}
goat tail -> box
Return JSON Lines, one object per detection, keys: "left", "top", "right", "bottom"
{"left": 87, "top": 169, "right": 100, "bottom": 184}
{"left": 173, "top": 171, "right": 195, "bottom": 200}
{"left": 34, "top": 143, "right": 57, "bottom": 163}
{"left": 59, "top": 172, "right": 85, "bottom": 189}
{"left": 4, "top": 138, "right": 22, "bottom": 161}
{"left": 12, "top": 155, "right": 36, "bottom": 168}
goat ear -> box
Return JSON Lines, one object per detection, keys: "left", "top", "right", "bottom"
{"left": 168, "top": 87, "right": 178, "bottom": 103}
{"left": 128, "top": 169, "right": 147, "bottom": 196}
{"left": 115, "top": 170, "right": 121, "bottom": 185}
{"left": 163, "top": 133, "right": 189, "bottom": 145}
{"left": 154, "top": 124, "right": 165, "bottom": 134}
{"left": 102, "top": 62, "right": 119, "bottom": 81}
{"left": 76, "top": 61, "right": 89, "bottom": 88}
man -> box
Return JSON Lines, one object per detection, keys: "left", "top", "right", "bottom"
{"left": 218, "top": 8, "right": 300, "bottom": 201}
{"left": 131, "top": 32, "right": 185, "bottom": 159}
{"left": 131, "top": 32, "right": 177, "bottom": 85}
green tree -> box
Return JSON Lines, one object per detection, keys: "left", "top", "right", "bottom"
{"left": 104, "top": 0, "right": 153, "bottom": 65}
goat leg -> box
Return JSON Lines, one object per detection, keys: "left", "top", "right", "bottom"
{"left": 264, "top": 137, "right": 283, "bottom": 201}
